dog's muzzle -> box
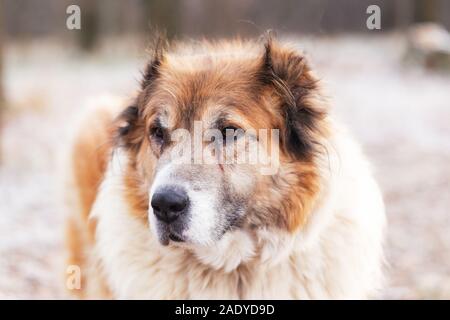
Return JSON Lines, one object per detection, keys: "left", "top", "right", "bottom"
{"left": 151, "top": 185, "right": 189, "bottom": 245}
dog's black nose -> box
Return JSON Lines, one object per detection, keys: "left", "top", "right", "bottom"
{"left": 151, "top": 187, "right": 188, "bottom": 223}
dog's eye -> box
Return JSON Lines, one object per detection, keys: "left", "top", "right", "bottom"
{"left": 150, "top": 126, "right": 165, "bottom": 144}
{"left": 221, "top": 126, "right": 241, "bottom": 142}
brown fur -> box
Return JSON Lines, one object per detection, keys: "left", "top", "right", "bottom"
{"left": 66, "top": 37, "right": 329, "bottom": 297}
{"left": 116, "top": 38, "right": 328, "bottom": 231}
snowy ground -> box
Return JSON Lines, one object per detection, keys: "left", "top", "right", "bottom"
{"left": 1, "top": 34, "right": 449, "bottom": 299}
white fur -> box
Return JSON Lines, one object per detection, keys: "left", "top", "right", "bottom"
{"left": 149, "top": 162, "right": 221, "bottom": 245}
{"left": 90, "top": 120, "right": 385, "bottom": 299}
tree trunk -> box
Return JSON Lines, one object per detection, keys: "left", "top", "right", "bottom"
{"left": 78, "top": 0, "right": 99, "bottom": 51}
{"left": 414, "top": 0, "right": 438, "bottom": 23}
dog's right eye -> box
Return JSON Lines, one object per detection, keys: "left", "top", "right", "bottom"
{"left": 150, "top": 126, "right": 165, "bottom": 145}
{"left": 221, "top": 126, "right": 238, "bottom": 140}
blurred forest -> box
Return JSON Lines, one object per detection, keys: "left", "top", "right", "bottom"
{"left": 0, "top": 0, "right": 449, "bottom": 115}
{"left": 2, "top": 0, "right": 450, "bottom": 43}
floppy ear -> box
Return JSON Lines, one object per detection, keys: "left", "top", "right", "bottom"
{"left": 260, "top": 37, "right": 326, "bottom": 160}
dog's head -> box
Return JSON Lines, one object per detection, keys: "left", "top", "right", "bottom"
{"left": 115, "top": 37, "right": 327, "bottom": 249}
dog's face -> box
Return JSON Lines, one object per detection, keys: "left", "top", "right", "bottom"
{"left": 116, "top": 39, "right": 327, "bottom": 248}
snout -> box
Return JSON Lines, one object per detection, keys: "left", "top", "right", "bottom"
{"left": 151, "top": 187, "right": 188, "bottom": 223}
{"left": 151, "top": 186, "right": 189, "bottom": 244}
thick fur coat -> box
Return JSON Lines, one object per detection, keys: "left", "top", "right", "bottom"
{"left": 65, "top": 38, "right": 385, "bottom": 299}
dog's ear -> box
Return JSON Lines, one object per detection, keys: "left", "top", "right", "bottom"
{"left": 260, "top": 35, "right": 325, "bottom": 160}
{"left": 141, "top": 35, "right": 168, "bottom": 89}
{"left": 114, "top": 104, "right": 144, "bottom": 150}
{"left": 115, "top": 35, "right": 168, "bottom": 149}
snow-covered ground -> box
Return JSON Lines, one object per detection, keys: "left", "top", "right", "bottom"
{"left": 1, "top": 34, "right": 449, "bottom": 299}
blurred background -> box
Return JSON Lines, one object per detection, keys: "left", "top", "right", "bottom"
{"left": 1, "top": 0, "right": 450, "bottom": 299}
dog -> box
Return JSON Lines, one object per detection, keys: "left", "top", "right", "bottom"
{"left": 64, "top": 36, "right": 385, "bottom": 299}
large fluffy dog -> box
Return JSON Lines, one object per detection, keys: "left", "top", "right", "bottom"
{"left": 65, "top": 37, "right": 385, "bottom": 299}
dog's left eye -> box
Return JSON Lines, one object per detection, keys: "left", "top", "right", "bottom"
{"left": 221, "top": 126, "right": 238, "bottom": 140}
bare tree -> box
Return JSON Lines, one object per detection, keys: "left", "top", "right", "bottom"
{"left": 414, "top": 0, "right": 439, "bottom": 23}
{"left": 78, "top": 0, "right": 100, "bottom": 51}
